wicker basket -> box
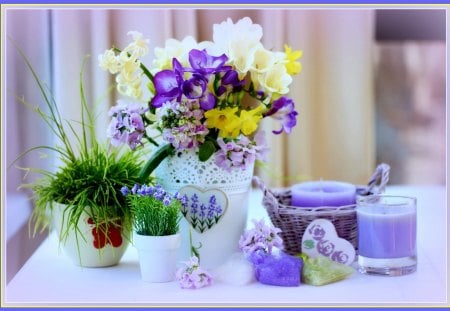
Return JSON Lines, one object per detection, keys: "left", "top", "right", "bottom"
{"left": 253, "top": 164, "right": 390, "bottom": 255}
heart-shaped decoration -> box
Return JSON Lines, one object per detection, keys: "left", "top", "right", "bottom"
{"left": 301, "top": 219, "right": 355, "bottom": 265}
{"left": 178, "top": 185, "right": 228, "bottom": 233}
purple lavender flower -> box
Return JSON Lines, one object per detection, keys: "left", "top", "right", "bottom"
{"left": 264, "top": 97, "right": 298, "bottom": 134}
{"left": 120, "top": 186, "right": 130, "bottom": 196}
{"left": 176, "top": 256, "right": 213, "bottom": 289}
{"left": 131, "top": 183, "right": 140, "bottom": 195}
{"left": 163, "top": 195, "right": 172, "bottom": 206}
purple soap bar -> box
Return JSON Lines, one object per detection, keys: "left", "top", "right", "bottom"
{"left": 250, "top": 251, "right": 303, "bottom": 287}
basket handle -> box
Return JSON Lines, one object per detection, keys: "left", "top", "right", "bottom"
{"left": 358, "top": 163, "right": 391, "bottom": 195}
{"left": 252, "top": 176, "right": 281, "bottom": 216}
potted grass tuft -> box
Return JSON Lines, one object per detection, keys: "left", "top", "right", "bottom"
{"left": 12, "top": 47, "right": 147, "bottom": 267}
{"left": 122, "top": 184, "right": 182, "bottom": 282}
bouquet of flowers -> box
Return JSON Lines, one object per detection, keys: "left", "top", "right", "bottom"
{"left": 99, "top": 17, "right": 302, "bottom": 180}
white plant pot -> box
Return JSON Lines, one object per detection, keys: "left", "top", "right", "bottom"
{"left": 51, "top": 202, "right": 129, "bottom": 267}
{"left": 133, "top": 232, "right": 181, "bottom": 282}
{"left": 155, "top": 150, "right": 254, "bottom": 270}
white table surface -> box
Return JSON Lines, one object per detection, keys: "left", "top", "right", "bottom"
{"left": 4, "top": 185, "right": 448, "bottom": 307}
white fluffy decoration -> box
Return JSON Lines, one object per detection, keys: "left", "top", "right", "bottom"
{"left": 213, "top": 253, "right": 255, "bottom": 286}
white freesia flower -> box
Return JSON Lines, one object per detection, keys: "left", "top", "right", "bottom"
{"left": 153, "top": 36, "right": 199, "bottom": 70}
{"left": 211, "top": 17, "right": 263, "bottom": 77}
{"left": 252, "top": 63, "right": 293, "bottom": 95}
{"left": 98, "top": 49, "right": 122, "bottom": 74}
{"left": 124, "top": 31, "right": 150, "bottom": 59}
{"left": 250, "top": 47, "right": 285, "bottom": 74}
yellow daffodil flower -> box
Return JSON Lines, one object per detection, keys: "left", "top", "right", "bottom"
{"left": 284, "top": 44, "right": 303, "bottom": 75}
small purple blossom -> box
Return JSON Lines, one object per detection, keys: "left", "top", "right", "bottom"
{"left": 214, "top": 131, "right": 269, "bottom": 172}
{"left": 264, "top": 97, "right": 298, "bottom": 134}
{"left": 163, "top": 195, "right": 172, "bottom": 206}
{"left": 107, "top": 100, "right": 148, "bottom": 150}
{"left": 188, "top": 49, "right": 230, "bottom": 75}
{"left": 176, "top": 256, "right": 213, "bottom": 289}
{"left": 239, "top": 219, "right": 284, "bottom": 257}
{"left": 120, "top": 186, "right": 130, "bottom": 196}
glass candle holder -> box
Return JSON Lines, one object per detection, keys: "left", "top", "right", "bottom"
{"left": 356, "top": 195, "right": 417, "bottom": 276}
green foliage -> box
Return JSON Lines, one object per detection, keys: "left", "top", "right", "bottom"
{"left": 11, "top": 40, "right": 146, "bottom": 241}
{"left": 129, "top": 195, "right": 181, "bottom": 236}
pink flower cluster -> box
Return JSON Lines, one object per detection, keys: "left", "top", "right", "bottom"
{"left": 175, "top": 256, "right": 213, "bottom": 289}
{"left": 214, "top": 131, "right": 269, "bottom": 172}
{"left": 106, "top": 100, "right": 147, "bottom": 150}
{"left": 239, "top": 219, "right": 284, "bottom": 257}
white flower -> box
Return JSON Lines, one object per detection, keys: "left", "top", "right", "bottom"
{"left": 124, "top": 31, "right": 150, "bottom": 59}
{"left": 98, "top": 49, "right": 121, "bottom": 74}
{"left": 153, "top": 36, "right": 199, "bottom": 70}
{"left": 211, "top": 17, "right": 263, "bottom": 77}
{"left": 250, "top": 47, "right": 285, "bottom": 74}
{"left": 251, "top": 63, "right": 293, "bottom": 95}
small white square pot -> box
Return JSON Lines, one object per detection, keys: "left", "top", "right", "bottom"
{"left": 133, "top": 232, "right": 181, "bottom": 282}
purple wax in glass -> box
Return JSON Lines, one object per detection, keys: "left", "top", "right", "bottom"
{"left": 357, "top": 203, "right": 416, "bottom": 259}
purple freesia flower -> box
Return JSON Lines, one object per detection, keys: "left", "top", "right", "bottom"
{"left": 182, "top": 74, "right": 207, "bottom": 99}
{"left": 264, "top": 97, "right": 298, "bottom": 134}
{"left": 216, "top": 70, "right": 244, "bottom": 97}
{"left": 188, "top": 49, "right": 230, "bottom": 74}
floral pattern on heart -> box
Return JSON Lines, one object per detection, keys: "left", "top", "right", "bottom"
{"left": 301, "top": 219, "right": 355, "bottom": 265}
{"left": 87, "top": 218, "right": 123, "bottom": 249}
{"left": 178, "top": 185, "right": 228, "bottom": 233}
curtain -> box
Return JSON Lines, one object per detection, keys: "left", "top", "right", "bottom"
{"left": 4, "top": 8, "right": 375, "bottom": 280}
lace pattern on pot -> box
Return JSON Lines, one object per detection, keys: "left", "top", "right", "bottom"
{"left": 155, "top": 150, "right": 254, "bottom": 194}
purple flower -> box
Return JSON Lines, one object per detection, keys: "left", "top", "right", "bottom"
{"left": 239, "top": 219, "right": 284, "bottom": 257}
{"left": 176, "top": 256, "right": 213, "bottom": 289}
{"left": 151, "top": 70, "right": 181, "bottom": 108}
{"left": 182, "top": 74, "right": 207, "bottom": 99}
{"left": 264, "top": 97, "right": 298, "bottom": 134}
{"left": 107, "top": 101, "right": 147, "bottom": 150}
{"left": 120, "top": 186, "right": 130, "bottom": 196}
{"left": 163, "top": 195, "right": 172, "bottom": 206}
{"left": 199, "top": 92, "right": 216, "bottom": 111}
{"left": 216, "top": 70, "right": 244, "bottom": 97}
{"left": 131, "top": 184, "right": 140, "bottom": 195}
{"left": 214, "top": 131, "right": 269, "bottom": 172}
{"left": 188, "top": 49, "right": 229, "bottom": 75}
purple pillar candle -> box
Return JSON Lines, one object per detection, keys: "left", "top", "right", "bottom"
{"left": 291, "top": 181, "right": 356, "bottom": 207}
{"left": 357, "top": 197, "right": 417, "bottom": 259}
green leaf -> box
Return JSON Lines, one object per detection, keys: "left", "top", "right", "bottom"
{"left": 138, "top": 144, "right": 175, "bottom": 182}
{"left": 198, "top": 141, "right": 216, "bottom": 162}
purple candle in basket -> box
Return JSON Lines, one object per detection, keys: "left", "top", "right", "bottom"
{"left": 290, "top": 181, "right": 356, "bottom": 207}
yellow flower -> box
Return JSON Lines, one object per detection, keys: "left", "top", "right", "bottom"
{"left": 205, "top": 107, "right": 240, "bottom": 138}
{"left": 284, "top": 44, "right": 303, "bottom": 75}
{"left": 237, "top": 105, "right": 264, "bottom": 136}
{"left": 225, "top": 105, "right": 264, "bottom": 138}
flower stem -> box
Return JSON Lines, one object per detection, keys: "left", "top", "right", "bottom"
{"left": 138, "top": 143, "right": 175, "bottom": 183}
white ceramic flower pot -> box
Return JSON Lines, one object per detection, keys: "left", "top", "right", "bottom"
{"left": 51, "top": 202, "right": 129, "bottom": 267}
{"left": 155, "top": 150, "right": 254, "bottom": 270}
{"left": 133, "top": 232, "right": 181, "bottom": 282}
